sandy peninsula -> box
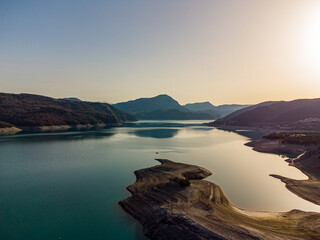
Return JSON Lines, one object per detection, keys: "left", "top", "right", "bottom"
{"left": 119, "top": 159, "right": 320, "bottom": 240}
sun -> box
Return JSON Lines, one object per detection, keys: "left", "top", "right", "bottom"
{"left": 300, "top": 3, "right": 320, "bottom": 74}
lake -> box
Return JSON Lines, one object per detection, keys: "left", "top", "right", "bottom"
{"left": 1, "top": 120, "right": 319, "bottom": 240}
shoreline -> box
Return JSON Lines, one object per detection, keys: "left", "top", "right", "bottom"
{"left": 0, "top": 123, "right": 125, "bottom": 135}
{"left": 206, "top": 123, "right": 320, "bottom": 134}
{"left": 246, "top": 138, "right": 320, "bottom": 206}
{"left": 119, "top": 159, "right": 320, "bottom": 240}
{"left": 206, "top": 124, "right": 320, "bottom": 207}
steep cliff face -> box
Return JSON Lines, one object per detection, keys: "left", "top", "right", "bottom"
{"left": 0, "top": 93, "right": 135, "bottom": 128}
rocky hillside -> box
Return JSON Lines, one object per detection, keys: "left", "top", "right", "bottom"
{"left": 0, "top": 93, "right": 135, "bottom": 128}
{"left": 212, "top": 99, "right": 320, "bottom": 130}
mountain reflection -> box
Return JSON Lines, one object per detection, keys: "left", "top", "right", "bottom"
{"left": 214, "top": 128, "right": 268, "bottom": 141}
{"left": 131, "top": 128, "right": 180, "bottom": 139}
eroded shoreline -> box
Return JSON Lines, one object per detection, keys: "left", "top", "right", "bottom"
{"left": 119, "top": 159, "right": 320, "bottom": 240}
{"left": 246, "top": 138, "right": 320, "bottom": 206}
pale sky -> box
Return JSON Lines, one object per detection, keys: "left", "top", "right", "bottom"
{"left": 1, "top": 0, "right": 320, "bottom": 105}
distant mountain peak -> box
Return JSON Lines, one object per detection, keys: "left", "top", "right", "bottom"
{"left": 113, "top": 94, "right": 186, "bottom": 114}
{"left": 149, "top": 94, "right": 177, "bottom": 101}
{"left": 183, "top": 101, "right": 251, "bottom": 117}
{"left": 156, "top": 94, "right": 171, "bottom": 97}
{"left": 183, "top": 101, "right": 215, "bottom": 112}
{"left": 62, "top": 97, "right": 81, "bottom": 101}
{"left": 114, "top": 95, "right": 253, "bottom": 120}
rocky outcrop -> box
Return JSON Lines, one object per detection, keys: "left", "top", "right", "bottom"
{"left": 0, "top": 92, "right": 136, "bottom": 130}
{"left": 119, "top": 159, "right": 320, "bottom": 240}
{"left": 245, "top": 138, "right": 310, "bottom": 156}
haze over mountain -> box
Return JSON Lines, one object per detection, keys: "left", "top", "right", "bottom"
{"left": 0, "top": 93, "right": 135, "bottom": 130}
{"left": 183, "top": 102, "right": 251, "bottom": 118}
{"left": 212, "top": 98, "right": 320, "bottom": 131}
{"left": 183, "top": 102, "right": 215, "bottom": 112}
{"left": 113, "top": 95, "right": 221, "bottom": 120}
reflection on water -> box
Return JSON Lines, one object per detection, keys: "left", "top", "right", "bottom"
{"left": 218, "top": 128, "right": 268, "bottom": 141}
{"left": 0, "top": 120, "right": 319, "bottom": 240}
{"left": 131, "top": 128, "right": 180, "bottom": 138}
{"left": 123, "top": 120, "right": 204, "bottom": 128}
{"left": 0, "top": 130, "right": 116, "bottom": 143}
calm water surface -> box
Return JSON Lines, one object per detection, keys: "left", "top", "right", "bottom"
{"left": 1, "top": 120, "right": 319, "bottom": 240}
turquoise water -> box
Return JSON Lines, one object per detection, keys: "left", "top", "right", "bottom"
{"left": 1, "top": 120, "right": 319, "bottom": 240}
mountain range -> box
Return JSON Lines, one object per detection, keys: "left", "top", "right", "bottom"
{"left": 113, "top": 94, "right": 250, "bottom": 120}
{"left": 1, "top": 92, "right": 319, "bottom": 132}
{"left": 183, "top": 102, "right": 251, "bottom": 118}
{"left": 212, "top": 98, "right": 320, "bottom": 131}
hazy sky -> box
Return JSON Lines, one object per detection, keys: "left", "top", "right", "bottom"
{"left": 1, "top": 0, "right": 320, "bottom": 105}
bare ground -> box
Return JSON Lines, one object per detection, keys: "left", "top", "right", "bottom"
{"left": 119, "top": 159, "right": 320, "bottom": 240}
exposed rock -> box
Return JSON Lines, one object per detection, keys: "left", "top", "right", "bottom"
{"left": 245, "top": 138, "right": 308, "bottom": 156}
{"left": 119, "top": 159, "right": 320, "bottom": 240}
